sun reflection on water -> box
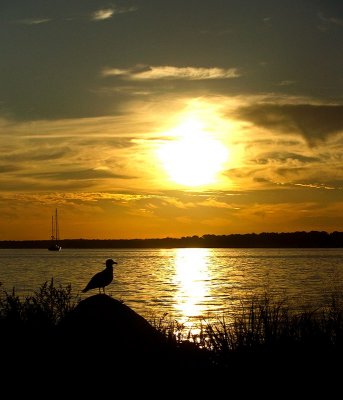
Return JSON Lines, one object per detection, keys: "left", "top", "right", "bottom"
{"left": 173, "top": 248, "right": 213, "bottom": 330}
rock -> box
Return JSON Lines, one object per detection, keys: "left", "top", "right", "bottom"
{"left": 57, "top": 294, "right": 170, "bottom": 368}
{"left": 1, "top": 294, "right": 212, "bottom": 375}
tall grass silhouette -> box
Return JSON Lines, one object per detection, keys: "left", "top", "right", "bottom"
{"left": 0, "top": 281, "right": 342, "bottom": 369}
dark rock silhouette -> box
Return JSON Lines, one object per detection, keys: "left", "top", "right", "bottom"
{"left": 57, "top": 294, "right": 211, "bottom": 371}
{"left": 82, "top": 258, "right": 117, "bottom": 293}
{"left": 1, "top": 293, "right": 212, "bottom": 379}
{"left": 59, "top": 294, "right": 165, "bottom": 351}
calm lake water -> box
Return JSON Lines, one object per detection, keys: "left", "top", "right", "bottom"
{"left": 0, "top": 248, "right": 342, "bottom": 328}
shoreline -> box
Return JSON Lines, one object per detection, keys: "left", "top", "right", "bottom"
{"left": 1, "top": 231, "right": 343, "bottom": 248}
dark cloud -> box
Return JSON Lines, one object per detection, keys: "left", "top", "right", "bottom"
{"left": 235, "top": 104, "right": 343, "bottom": 144}
{"left": 2, "top": 1, "right": 343, "bottom": 121}
{"left": 275, "top": 167, "right": 308, "bottom": 178}
{"left": 0, "top": 179, "right": 94, "bottom": 191}
{"left": 253, "top": 152, "right": 319, "bottom": 165}
{"left": 0, "top": 147, "right": 71, "bottom": 162}
{"left": 0, "top": 164, "right": 22, "bottom": 173}
{"left": 25, "top": 169, "right": 136, "bottom": 180}
{"left": 78, "top": 137, "right": 135, "bottom": 149}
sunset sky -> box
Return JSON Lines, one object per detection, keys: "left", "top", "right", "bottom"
{"left": 1, "top": 0, "right": 343, "bottom": 240}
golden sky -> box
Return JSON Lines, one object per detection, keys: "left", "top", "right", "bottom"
{"left": 1, "top": 1, "right": 343, "bottom": 240}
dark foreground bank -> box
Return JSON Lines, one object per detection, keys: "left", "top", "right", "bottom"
{"left": 0, "top": 293, "right": 212, "bottom": 371}
{"left": 0, "top": 281, "right": 342, "bottom": 382}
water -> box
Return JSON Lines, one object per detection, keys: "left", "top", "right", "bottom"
{"left": 0, "top": 248, "right": 342, "bottom": 328}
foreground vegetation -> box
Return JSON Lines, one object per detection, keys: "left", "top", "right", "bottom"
{"left": 0, "top": 279, "right": 79, "bottom": 330}
{"left": 151, "top": 291, "right": 343, "bottom": 367}
{"left": 0, "top": 279, "right": 342, "bottom": 369}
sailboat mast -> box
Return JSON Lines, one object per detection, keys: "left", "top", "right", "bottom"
{"left": 55, "top": 208, "right": 59, "bottom": 241}
{"left": 48, "top": 208, "right": 61, "bottom": 251}
{"left": 51, "top": 215, "right": 54, "bottom": 240}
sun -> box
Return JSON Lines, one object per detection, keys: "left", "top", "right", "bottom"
{"left": 157, "top": 117, "right": 229, "bottom": 186}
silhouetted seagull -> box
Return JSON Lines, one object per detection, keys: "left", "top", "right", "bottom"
{"left": 82, "top": 259, "right": 117, "bottom": 294}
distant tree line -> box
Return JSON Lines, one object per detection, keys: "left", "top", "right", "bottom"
{"left": 1, "top": 231, "right": 343, "bottom": 248}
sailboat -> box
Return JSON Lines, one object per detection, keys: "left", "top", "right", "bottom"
{"left": 48, "top": 208, "right": 62, "bottom": 251}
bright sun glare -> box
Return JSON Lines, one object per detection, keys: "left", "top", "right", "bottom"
{"left": 173, "top": 248, "right": 212, "bottom": 328}
{"left": 157, "top": 117, "right": 229, "bottom": 187}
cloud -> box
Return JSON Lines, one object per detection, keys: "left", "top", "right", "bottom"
{"left": 91, "top": 6, "right": 137, "bottom": 21}
{"left": 92, "top": 8, "right": 114, "bottom": 21}
{"left": 27, "top": 169, "right": 136, "bottom": 181}
{"left": 102, "top": 65, "right": 241, "bottom": 80}
{"left": 318, "top": 12, "right": 343, "bottom": 31}
{"left": 253, "top": 152, "right": 319, "bottom": 165}
{"left": 0, "top": 165, "right": 21, "bottom": 173}
{"left": 276, "top": 80, "right": 296, "bottom": 87}
{"left": 17, "top": 18, "right": 51, "bottom": 25}
{"left": 294, "top": 182, "right": 335, "bottom": 190}
{"left": 235, "top": 103, "right": 343, "bottom": 144}
{"left": 9, "top": 148, "right": 70, "bottom": 162}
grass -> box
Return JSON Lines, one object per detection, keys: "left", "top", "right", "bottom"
{"left": 0, "top": 278, "right": 80, "bottom": 333}
{"left": 149, "top": 290, "right": 343, "bottom": 368}
{"left": 0, "top": 280, "right": 342, "bottom": 369}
